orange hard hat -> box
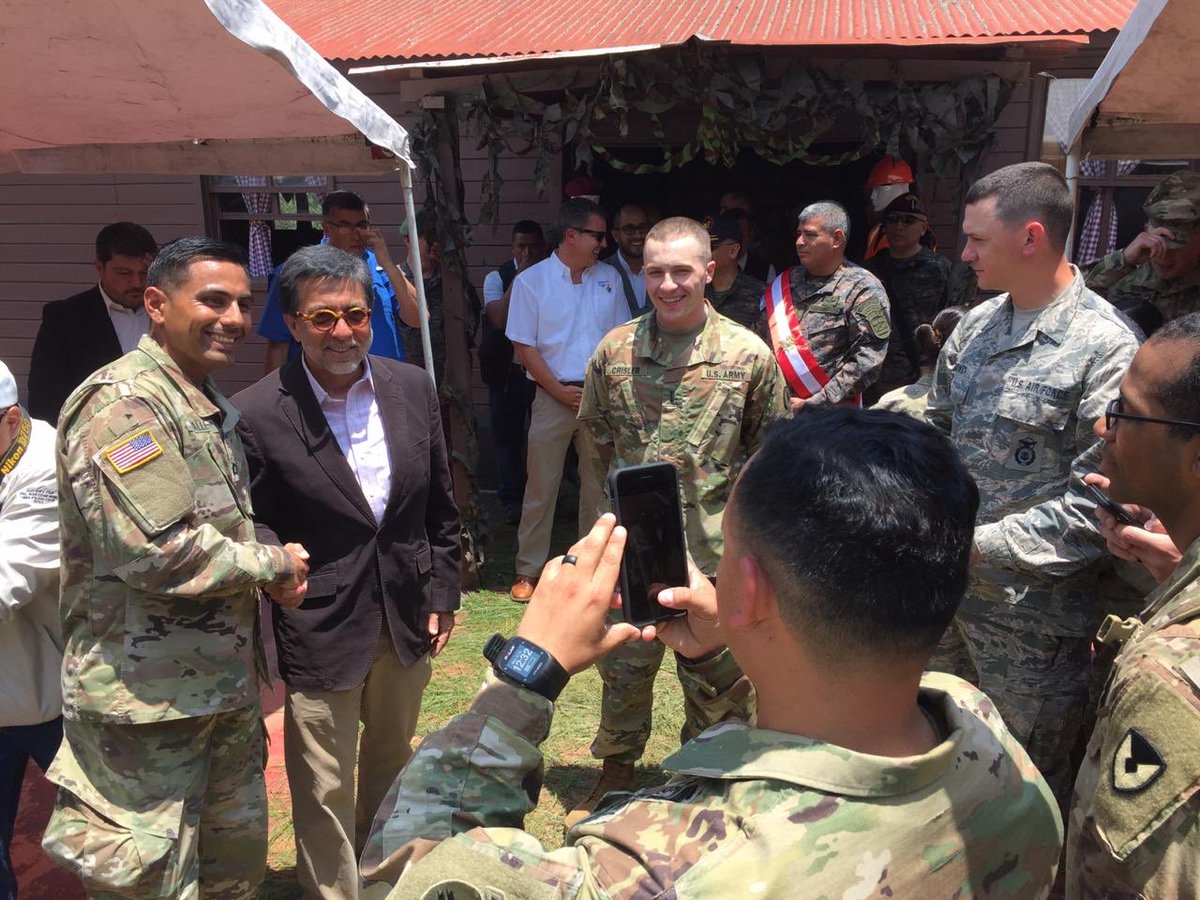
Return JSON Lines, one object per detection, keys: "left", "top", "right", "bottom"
{"left": 864, "top": 157, "right": 915, "bottom": 188}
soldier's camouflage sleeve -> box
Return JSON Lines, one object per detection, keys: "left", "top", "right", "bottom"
{"left": 578, "top": 346, "right": 615, "bottom": 490}
{"left": 363, "top": 650, "right": 760, "bottom": 897}
{"left": 973, "top": 336, "right": 1137, "bottom": 578}
{"left": 812, "top": 278, "right": 890, "bottom": 405}
{"left": 1083, "top": 250, "right": 1135, "bottom": 296}
{"left": 740, "top": 353, "right": 790, "bottom": 452}
{"left": 675, "top": 648, "right": 756, "bottom": 736}
{"left": 64, "top": 393, "right": 289, "bottom": 596}
{"left": 360, "top": 673, "right": 554, "bottom": 886}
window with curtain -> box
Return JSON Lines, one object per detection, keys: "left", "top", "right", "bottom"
{"left": 205, "top": 175, "right": 332, "bottom": 277}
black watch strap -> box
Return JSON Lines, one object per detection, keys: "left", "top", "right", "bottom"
{"left": 483, "top": 633, "right": 569, "bottom": 702}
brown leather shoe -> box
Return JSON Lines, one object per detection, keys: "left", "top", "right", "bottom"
{"left": 510, "top": 575, "right": 537, "bottom": 602}
{"left": 564, "top": 760, "right": 637, "bottom": 829}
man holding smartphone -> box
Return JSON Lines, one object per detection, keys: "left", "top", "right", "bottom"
{"left": 571, "top": 216, "right": 788, "bottom": 824}
{"left": 1068, "top": 315, "right": 1200, "bottom": 897}
{"left": 361, "top": 411, "right": 1062, "bottom": 897}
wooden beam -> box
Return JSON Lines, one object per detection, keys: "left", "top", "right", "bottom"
{"left": 430, "top": 104, "right": 482, "bottom": 590}
{"left": 1082, "top": 123, "right": 1200, "bottom": 159}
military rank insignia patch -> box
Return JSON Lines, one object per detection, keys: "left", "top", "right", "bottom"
{"left": 859, "top": 298, "right": 892, "bottom": 339}
{"left": 1112, "top": 728, "right": 1166, "bottom": 793}
{"left": 103, "top": 429, "right": 164, "bottom": 474}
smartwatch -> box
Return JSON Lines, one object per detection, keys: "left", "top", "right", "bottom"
{"left": 483, "top": 633, "right": 569, "bottom": 702}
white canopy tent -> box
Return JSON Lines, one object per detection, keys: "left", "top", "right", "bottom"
{"left": 0, "top": 0, "right": 436, "bottom": 377}
{"left": 1066, "top": 0, "right": 1200, "bottom": 159}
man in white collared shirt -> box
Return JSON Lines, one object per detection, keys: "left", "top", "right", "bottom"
{"left": 28, "top": 222, "right": 157, "bottom": 423}
{"left": 505, "top": 198, "right": 630, "bottom": 600}
{"left": 235, "top": 245, "right": 461, "bottom": 900}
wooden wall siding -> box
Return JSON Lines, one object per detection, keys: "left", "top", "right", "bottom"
{"left": 0, "top": 174, "right": 211, "bottom": 399}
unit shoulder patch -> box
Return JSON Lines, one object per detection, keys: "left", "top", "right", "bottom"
{"left": 859, "top": 298, "right": 892, "bottom": 339}
{"left": 1112, "top": 728, "right": 1166, "bottom": 794}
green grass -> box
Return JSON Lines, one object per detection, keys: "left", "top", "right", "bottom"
{"left": 262, "top": 485, "right": 686, "bottom": 898}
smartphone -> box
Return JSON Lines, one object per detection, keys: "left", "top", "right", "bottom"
{"left": 1085, "top": 483, "right": 1140, "bottom": 527}
{"left": 607, "top": 462, "right": 689, "bottom": 626}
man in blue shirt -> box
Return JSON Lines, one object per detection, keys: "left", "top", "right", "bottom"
{"left": 258, "top": 191, "right": 420, "bottom": 372}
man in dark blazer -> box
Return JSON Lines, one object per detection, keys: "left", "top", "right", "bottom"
{"left": 233, "top": 245, "right": 460, "bottom": 900}
{"left": 27, "top": 222, "right": 157, "bottom": 423}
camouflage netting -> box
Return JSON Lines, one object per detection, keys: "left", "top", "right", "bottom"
{"left": 405, "top": 46, "right": 1015, "bottom": 581}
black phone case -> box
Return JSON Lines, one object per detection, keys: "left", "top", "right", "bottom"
{"left": 608, "top": 462, "right": 689, "bottom": 626}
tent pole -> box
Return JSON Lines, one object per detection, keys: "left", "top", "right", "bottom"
{"left": 400, "top": 165, "right": 436, "bottom": 386}
{"left": 1065, "top": 144, "right": 1081, "bottom": 263}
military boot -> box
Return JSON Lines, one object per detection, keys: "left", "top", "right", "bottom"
{"left": 564, "top": 760, "right": 636, "bottom": 830}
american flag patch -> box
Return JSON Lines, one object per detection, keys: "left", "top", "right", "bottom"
{"left": 104, "top": 429, "right": 164, "bottom": 474}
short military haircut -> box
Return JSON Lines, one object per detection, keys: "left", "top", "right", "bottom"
{"left": 645, "top": 216, "right": 713, "bottom": 263}
{"left": 512, "top": 219, "right": 544, "bottom": 239}
{"left": 964, "top": 162, "right": 1073, "bottom": 252}
{"left": 321, "top": 190, "right": 367, "bottom": 217}
{"left": 798, "top": 201, "right": 851, "bottom": 240}
{"left": 147, "top": 237, "right": 247, "bottom": 293}
{"left": 1147, "top": 312, "right": 1200, "bottom": 439}
{"left": 96, "top": 222, "right": 157, "bottom": 263}
{"left": 556, "top": 197, "right": 606, "bottom": 235}
{"left": 276, "top": 244, "right": 372, "bottom": 316}
{"left": 733, "top": 407, "right": 979, "bottom": 663}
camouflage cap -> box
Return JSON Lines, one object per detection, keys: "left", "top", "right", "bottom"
{"left": 1143, "top": 171, "right": 1200, "bottom": 247}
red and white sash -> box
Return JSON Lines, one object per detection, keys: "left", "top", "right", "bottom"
{"left": 764, "top": 268, "right": 832, "bottom": 400}
{"left": 764, "top": 269, "right": 862, "bottom": 407}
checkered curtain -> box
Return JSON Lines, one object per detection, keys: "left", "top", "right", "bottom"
{"left": 1075, "top": 160, "right": 1140, "bottom": 263}
{"left": 235, "top": 175, "right": 273, "bottom": 277}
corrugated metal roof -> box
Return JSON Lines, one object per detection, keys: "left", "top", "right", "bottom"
{"left": 270, "top": 0, "right": 1135, "bottom": 63}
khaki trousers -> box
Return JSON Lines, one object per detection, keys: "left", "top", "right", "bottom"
{"left": 515, "top": 385, "right": 604, "bottom": 576}
{"left": 284, "top": 635, "right": 432, "bottom": 900}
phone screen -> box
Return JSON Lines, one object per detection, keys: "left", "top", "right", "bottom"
{"left": 610, "top": 463, "right": 689, "bottom": 625}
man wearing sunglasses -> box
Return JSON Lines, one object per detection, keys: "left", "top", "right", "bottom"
{"left": 257, "top": 190, "right": 421, "bottom": 374}
{"left": 1068, "top": 313, "right": 1200, "bottom": 898}
{"left": 505, "top": 198, "right": 630, "bottom": 601}
{"left": 234, "top": 245, "right": 461, "bottom": 899}
{"left": 864, "top": 193, "right": 956, "bottom": 402}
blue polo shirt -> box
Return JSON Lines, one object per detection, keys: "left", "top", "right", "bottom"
{"left": 256, "top": 246, "right": 405, "bottom": 361}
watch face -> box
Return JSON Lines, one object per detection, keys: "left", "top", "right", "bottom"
{"left": 503, "top": 641, "right": 543, "bottom": 679}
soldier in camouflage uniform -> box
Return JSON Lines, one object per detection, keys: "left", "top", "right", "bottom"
{"left": 703, "top": 211, "right": 766, "bottom": 329}
{"left": 759, "top": 201, "right": 891, "bottom": 409}
{"left": 40, "top": 238, "right": 309, "bottom": 899}
{"left": 1084, "top": 170, "right": 1200, "bottom": 334}
{"left": 361, "top": 410, "right": 1062, "bottom": 898}
{"left": 926, "top": 163, "right": 1141, "bottom": 807}
{"left": 865, "top": 193, "right": 957, "bottom": 401}
{"left": 1067, "top": 316, "right": 1200, "bottom": 898}
{"left": 570, "top": 217, "right": 788, "bottom": 823}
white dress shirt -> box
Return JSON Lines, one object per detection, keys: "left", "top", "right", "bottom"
{"left": 505, "top": 252, "right": 630, "bottom": 382}
{"left": 611, "top": 250, "right": 648, "bottom": 313}
{"left": 99, "top": 283, "right": 150, "bottom": 354}
{"left": 303, "top": 358, "right": 391, "bottom": 525}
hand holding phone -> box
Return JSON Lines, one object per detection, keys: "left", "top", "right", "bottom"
{"left": 607, "top": 462, "right": 689, "bottom": 626}
{"left": 1084, "top": 482, "right": 1140, "bottom": 527}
